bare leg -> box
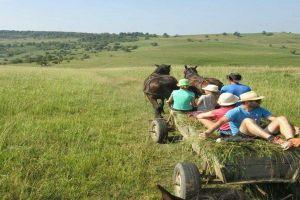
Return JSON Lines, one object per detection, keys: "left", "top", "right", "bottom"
{"left": 239, "top": 118, "right": 271, "bottom": 139}
{"left": 198, "top": 118, "right": 215, "bottom": 129}
{"left": 266, "top": 116, "right": 294, "bottom": 139}
{"left": 264, "top": 119, "right": 280, "bottom": 134}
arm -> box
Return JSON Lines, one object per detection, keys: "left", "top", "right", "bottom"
{"left": 191, "top": 97, "right": 197, "bottom": 107}
{"left": 204, "top": 116, "right": 229, "bottom": 134}
{"left": 166, "top": 95, "right": 173, "bottom": 106}
{"left": 196, "top": 111, "right": 215, "bottom": 119}
{"left": 196, "top": 96, "right": 203, "bottom": 106}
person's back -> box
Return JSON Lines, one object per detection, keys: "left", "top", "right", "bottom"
{"left": 167, "top": 79, "right": 195, "bottom": 111}
{"left": 172, "top": 89, "right": 195, "bottom": 111}
{"left": 221, "top": 83, "right": 251, "bottom": 97}
{"left": 220, "top": 73, "right": 251, "bottom": 97}
{"left": 197, "top": 94, "right": 218, "bottom": 111}
{"left": 197, "top": 84, "right": 219, "bottom": 112}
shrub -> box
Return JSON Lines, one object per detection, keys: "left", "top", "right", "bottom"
{"left": 82, "top": 54, "right": 90, "bottom": 59}
{"left": 290, "top": 50, "right": 297, "bottom": 55}
{"left": 150, "top": 42, "right": 158, "bottom": 47}
{"left": 266, "top": 32, "right": 274, "bottom": 36}
{"left": 233, "top": 32, "right": 241, "bottom": 37}
{"left": 11, "top": 58, "right": 23, "bottom": 64}
{"left": 162, "top": 33, "right": 169, "bottom": 38}
{"left": 262, "top": 31, "right": 273, "bottom": 36}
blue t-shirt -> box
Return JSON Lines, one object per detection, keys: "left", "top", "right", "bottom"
{"left": 225, "top": 105, "right": 271, "bottom": 135}
{"left": 171, "top": 89, "right": 195, "bottom": 111}
{"left": 220, "top": 84, "right": 251, "bottom": 97}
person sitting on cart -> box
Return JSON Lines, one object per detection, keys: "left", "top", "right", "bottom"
{"left": 196, "top": 93, "right": 239, "bottom": 137}
{"left": 220, "top": 73, "right": 251, "bottom": 98}
{"left": 166, "top": 79, "right": 196, "bottom": 112}
{"left": 188, "top": 84, "right": 220, "bottom": 118}
{"left": 199, "top": 91, "right": 300, "bottom": 149}
{"left": 196, "top": 84, "right": 219, "bottom": 112}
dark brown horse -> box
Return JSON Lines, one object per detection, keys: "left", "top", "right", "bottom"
{"left": 144, "top": 64, "right": 178, "bottom": 118}
{"left": 184, "top": 65, "right": 223, "bottom": 97}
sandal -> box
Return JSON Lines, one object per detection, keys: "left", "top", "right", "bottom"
{"left": 269, "top": 136, "right": 293, "bottom": 150}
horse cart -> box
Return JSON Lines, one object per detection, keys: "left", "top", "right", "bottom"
{"left": 149, "top": 111, "right": 300, "bottom": 199}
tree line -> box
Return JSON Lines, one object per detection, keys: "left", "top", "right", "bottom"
{"left": 0, "top": 31, "right": 158, "bottom": 66}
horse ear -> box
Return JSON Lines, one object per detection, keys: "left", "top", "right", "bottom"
{"left": 184, "top": 65, "right": 188, "bottom": 69}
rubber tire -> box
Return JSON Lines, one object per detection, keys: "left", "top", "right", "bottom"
{"left": 289, "top": 182, "right": 300, "bottom": 200}
{"left": 173, "top": 162, "right": 201, "bottom": 199}
{"left": 150, "top": 118, "right": 168, "bottom": 143}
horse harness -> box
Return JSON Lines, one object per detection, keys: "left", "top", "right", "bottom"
{"left": 189, "top": 76, "right": 209, "bottom": 90}
{"left": 144, "top": 73, "right": 169, "bottom": 98}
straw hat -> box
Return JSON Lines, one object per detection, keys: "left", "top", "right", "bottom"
{"left": 202, "top": 84, "right": 219, "bottom": 93}
{"left": 239, "top": 91, "right": 265, "bottom": 102}
{"left": 177, "top": 79, "right": 190, "bottom": 87}
{"left": 218, "top": 93, "right": 239, "bottom": 106}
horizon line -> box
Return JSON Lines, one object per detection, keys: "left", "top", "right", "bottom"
{"left": 1, "top": 29, "right": 299, "bottom": 36}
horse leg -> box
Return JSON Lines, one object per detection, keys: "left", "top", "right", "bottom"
{"left": 158, "top": 98, "right": 165, "bottom": 114}
{"left": 146, "top": 95, "right": 162, "bottom": 118}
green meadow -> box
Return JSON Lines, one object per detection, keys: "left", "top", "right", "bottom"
{"left": 0, "top": 32, "right": 300, "bottom": 199}
{"left": 58, "top": 33, "right": 300, "bottom": 68}
{"left": 2, "top": 32, "right": 300, "bottom": 68}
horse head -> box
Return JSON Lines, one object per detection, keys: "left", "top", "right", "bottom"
{"left": 153, "top": 64, "right": 171, "bottom": 75}
{"left": 184, "top": 65, "right": 198, "bottom": 78}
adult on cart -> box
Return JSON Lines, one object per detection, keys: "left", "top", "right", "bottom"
{"left": 200, "top": 91, "right": 300, "bottom": 149}
{"left": 196, "top": 93, "right": 239, "bottom": 138}
{"left": 220, "top": 73, "right": 251, "bottom": 97}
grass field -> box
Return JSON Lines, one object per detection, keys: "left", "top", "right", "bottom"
{"left": 0, "top": 32, "right": 300, "bottom": 199}
{"left": 0, "top": 63, "right": 299, "bottom": 199}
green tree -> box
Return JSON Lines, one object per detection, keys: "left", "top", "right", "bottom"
{"left": 162, "top": 33, "right": 169, "bottom": 38}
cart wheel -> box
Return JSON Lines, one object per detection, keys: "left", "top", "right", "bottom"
{"left": 173, "top": 162, "right": 201, "bottom": 199}
{"left": 150, "top": 118, "right": 168, "bottom": 143}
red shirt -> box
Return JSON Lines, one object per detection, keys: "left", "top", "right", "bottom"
{"left": 211, "top": 106, "right": 235, "bottom": 131}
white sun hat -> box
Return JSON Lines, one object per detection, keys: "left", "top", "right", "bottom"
{"left": 217, "top": 93, "right": 239, "bottom": 106}
{"left": 239, "top": 91, "right": 265, "bottom": 102}
{"left": 202, "top": 84, "right": 219, "bottom": 93}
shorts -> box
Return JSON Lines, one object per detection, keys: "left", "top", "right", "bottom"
{"left": 217, "top": 130, "right": 255, "bottom": 139}
{"left": 217, "top": 130, "right": 232, "bottom": 137}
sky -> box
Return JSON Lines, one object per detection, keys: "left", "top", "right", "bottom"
{"left": 0, "top": 0, "right": 300, "bottom": 35}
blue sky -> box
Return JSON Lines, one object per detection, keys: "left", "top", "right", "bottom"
{"left": 0, "top": 0, "right": 300, "bottom": 35}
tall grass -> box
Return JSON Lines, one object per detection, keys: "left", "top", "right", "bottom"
{"left": 0, "top": 66, "right": 299, "bottom": 199}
